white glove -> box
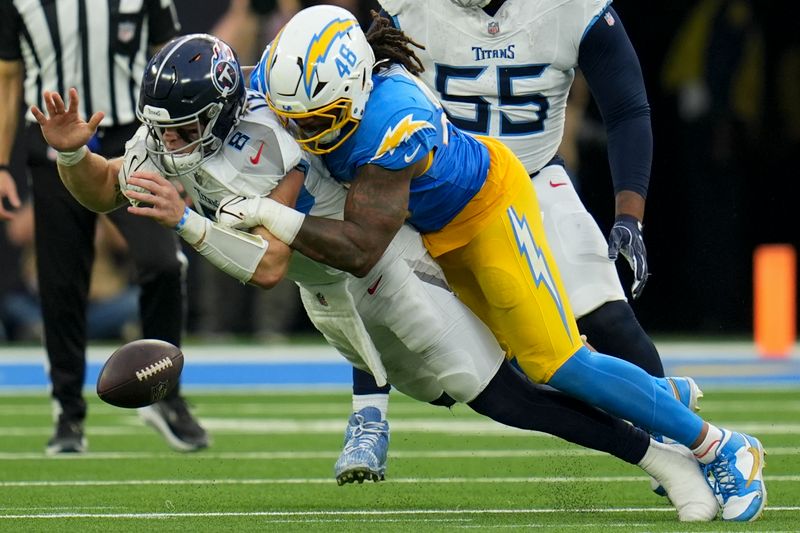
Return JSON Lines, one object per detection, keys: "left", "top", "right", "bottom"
{"left": 216, "top": 194, "right": 264, "bottom": 230}
{"left": 117, "top": 129, "right": 161, "bottom": 207}
{"left": 216, "top": 194, "right": 306, "bottom": 245}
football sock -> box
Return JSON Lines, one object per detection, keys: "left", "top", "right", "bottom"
{"left": 548, "top": 346, "right": 704, "bottom": 446}
{"left": 576, "top": 300, "right": 664, "bottom": 377}
{"left": 468, "top": 360, "right": 650, "bottom": 464}
{"left": 352, "top": 366, "right": 391, "bottom": 395}
{"left": 352, "top": 393, "right": 389, "bottom": 420}
{"left": 692, "top": 425, "right": 725, "bottom": 464}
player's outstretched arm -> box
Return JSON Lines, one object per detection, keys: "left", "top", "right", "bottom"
{"left": 30, "top": 88, "right": 123, "bottom": 213}
{"left": 128, "top": 169, "right": 291, "bottom": 288}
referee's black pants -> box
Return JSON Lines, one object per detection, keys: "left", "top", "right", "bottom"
{"left": 26, "top": 123, "right": 186, "bottom": 422}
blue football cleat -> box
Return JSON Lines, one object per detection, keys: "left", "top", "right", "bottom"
{"left": 704, "top": 430, "right": 767, "bottom": 521}
{"left": 664, "top": 376, "right": 703, "bottom": 412}
{"left": 334, "top": 407, "right": 389, "bottom": 486}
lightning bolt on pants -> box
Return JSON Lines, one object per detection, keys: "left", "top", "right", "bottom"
{"left": 429, "top": 140, "right": 705, "bottom": 444}
{"left": 432, "top": 149, "right": 583, "bottom": 383}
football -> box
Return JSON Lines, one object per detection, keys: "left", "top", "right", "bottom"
{"left": 96, "top": 339, "right": 184, "bottom": 408}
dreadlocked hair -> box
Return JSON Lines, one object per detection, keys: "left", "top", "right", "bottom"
{"left": 365, "top": 10, "right": 425, "bottom": 76}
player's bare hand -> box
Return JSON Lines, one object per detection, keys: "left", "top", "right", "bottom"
{"left": 125, "top": 170, "right": 185, "bottom": 227}
{"left": 30, "top": 88, "right": 104, "bottom": 152}
{"left": 0, "top": 170, "right": 21, "bottom": 221}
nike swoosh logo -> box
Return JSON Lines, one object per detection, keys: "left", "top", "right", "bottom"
{"left": 250, "top": 142, "right": 265, "bottom": 164}
{"left": 666, "top": 378, "right": 683, "bottom": 404}
{"left": 403, "top": 145, "right": 422, "bottom": 164}
{"left": 367, "top": 275, "right": 383, "bottom": 295}
{"left": 549, "top": 180, "right": 567, "bottom": 188}
{"left": 126, "top": 154, "right": 147, "bottom": 176}
{"left": 745, "top": 445, "right": 761, "bottom": 488}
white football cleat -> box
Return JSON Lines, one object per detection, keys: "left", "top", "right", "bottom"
{"left": 639, "top": 438, "right": 719, "bottom": 521}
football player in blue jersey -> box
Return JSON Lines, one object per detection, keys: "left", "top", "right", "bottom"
{"left": 328, "top": 0, "right": 670, "bottom": 495}
{"left": 237, "top": 4, "right": 766, "bottom": 521}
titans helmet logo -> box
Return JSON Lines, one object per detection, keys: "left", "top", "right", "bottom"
{"left": 211, "top": 42, "right": 239, "bottom": 96}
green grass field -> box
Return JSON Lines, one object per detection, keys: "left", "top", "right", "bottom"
{"left": 0, "top": 387, "right": 798, "bottom": 532}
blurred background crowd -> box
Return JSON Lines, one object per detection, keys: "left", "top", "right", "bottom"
{"left": 1, "top": 0, "right": 797, "bottom": 343}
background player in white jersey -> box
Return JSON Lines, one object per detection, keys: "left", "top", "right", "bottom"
{"left": 328, "top": 0, "right": 671, "bottom": 482}
{"left": 32, "top": 33, "right": 722, "bottom": 520}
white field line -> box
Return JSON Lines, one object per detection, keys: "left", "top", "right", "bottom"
{"left": 2, "top": 507, "right": 800, "bottom": 520}
{"left": 2, "top": 475, "right": 799, "bottom": 488}
{"left": 0, "top": 447, "right": 798, "bottom": 461}
{"left": 4, "top": 419, "right": 800, "bottom": 436}
{"left": 2, "top": 400, "right": 799, "bottom": 417}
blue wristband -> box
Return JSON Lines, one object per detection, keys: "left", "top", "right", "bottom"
{"left": 174, "top": 206, "right": 190, "bottom": 231}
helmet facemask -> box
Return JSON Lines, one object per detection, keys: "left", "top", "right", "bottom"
{"left": 138, "top": 101, "right": 226, "bottom": 176}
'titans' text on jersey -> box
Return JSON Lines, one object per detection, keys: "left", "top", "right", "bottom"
{"left": 381, "top": 0, "right": 610, "bottom": 173}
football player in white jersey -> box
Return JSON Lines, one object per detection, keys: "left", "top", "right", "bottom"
{"left": 31, "top": 33, "right": 723, "bottom": 520}
{"left": 331, "top": 0, "right": 671, "bottom": 484}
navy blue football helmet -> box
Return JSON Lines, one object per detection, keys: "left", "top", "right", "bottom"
{"left": 137, "top": 33, "right": 246, "bottom": 175}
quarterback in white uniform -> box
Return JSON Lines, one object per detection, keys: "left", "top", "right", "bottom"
{"left": 31, "top": 34, "right": 726, "bottom": 519}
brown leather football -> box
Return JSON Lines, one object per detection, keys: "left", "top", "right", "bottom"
{"left": 96, "top": 339, "right": 184, "bottom": 408}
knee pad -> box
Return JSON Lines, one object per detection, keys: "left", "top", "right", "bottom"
{"left": 439, "top": 370, "right": 484, "bottom": 403}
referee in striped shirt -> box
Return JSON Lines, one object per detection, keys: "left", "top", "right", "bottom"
{"left": 0, "top": 0, "right": 208, "bottom": 454}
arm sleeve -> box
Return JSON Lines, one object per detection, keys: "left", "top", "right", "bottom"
{"left": 578, "top": 6, "right": 651, "bottom": 198}
{"left": 145, "top": 0, "right": 181, "bottom": 46}
{"left": 0, "top": 3, "right": 22, "bottom": 60}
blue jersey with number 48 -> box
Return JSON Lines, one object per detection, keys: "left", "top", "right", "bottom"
{"left": 322, "top": 65, "right": 491, "bottom": 234}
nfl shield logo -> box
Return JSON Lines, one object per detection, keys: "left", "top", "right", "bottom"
{"left": 488, "top": 21, "right": 500, "bottom": 35}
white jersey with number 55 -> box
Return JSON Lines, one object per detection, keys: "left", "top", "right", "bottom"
{"left": 380, "top": 0, "right": 608, "bottom": 174}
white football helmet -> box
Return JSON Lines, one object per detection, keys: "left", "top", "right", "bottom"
{"left": 449, "top": 0, "right": 492, "bottom": 8}
{"left": 257, "top": 5, "right": 375, "bottom": 154}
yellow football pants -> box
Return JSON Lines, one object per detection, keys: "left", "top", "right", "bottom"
{"left": 427, "top": 137, "right": 584, "bottom": 382}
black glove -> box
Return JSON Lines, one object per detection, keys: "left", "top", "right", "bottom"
{"left": 608, "top": 214, "right": 649, "bottom": 299}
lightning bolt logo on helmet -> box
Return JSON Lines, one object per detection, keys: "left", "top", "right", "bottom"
{"left": 373, "top": 114, "right": 435, "bottom": 161}
{"left": 303, "top": 18, "right": 358, "bottom": 98}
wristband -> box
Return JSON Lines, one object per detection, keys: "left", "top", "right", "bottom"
{"left": 174, "top": 206, "right": 191, "bottom": 231}
{"left": 0, "top": 165, "right": 9, "bottom": 172}
{"left": 174, "top": 207, "right": 208, "bottom": 245}
{"left": 56, "top": 146, "right": 89, "bottom": 166}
